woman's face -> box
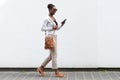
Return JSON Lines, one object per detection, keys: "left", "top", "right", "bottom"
{"left": 49, "top": 7, "right": 57, "bottom": 15}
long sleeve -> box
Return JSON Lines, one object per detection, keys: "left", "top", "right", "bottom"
{"left": 41, "top": 17, "right": 63, "bottom": 32}
{"left": 57, "top": 25, "right": 63, "bottom": 30}
{"left": 41, "top": 18, "right": 54, "bottom": 31}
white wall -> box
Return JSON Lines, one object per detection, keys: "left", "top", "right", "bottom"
{"left": 97, "top": 0, "right": 120, "bottom": 67}
{"left": 0, "top": 0, "right": 120, "bottom": 68}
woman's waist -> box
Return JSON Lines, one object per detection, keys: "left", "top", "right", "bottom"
{"left": 46, "top": 31, "right": 56, "bottom": 35}
{"left": 46, "top": 32, "right": 57, "bottom": 37}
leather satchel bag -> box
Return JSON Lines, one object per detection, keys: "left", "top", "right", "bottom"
{"left": 44, "top": 35, "right": 54, "bottom": 50}
{"left": 44, "top": 31, "right": 55, "bottom": 50}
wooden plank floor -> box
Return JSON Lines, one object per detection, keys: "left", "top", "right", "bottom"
{"left": 0, "top": 71, "right": 120, "bottom": 80}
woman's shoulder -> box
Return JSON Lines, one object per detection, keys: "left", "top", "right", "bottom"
{"left": 44, "top": 16, "right": 51, "bottom": 22}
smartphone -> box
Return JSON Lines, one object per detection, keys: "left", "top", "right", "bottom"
{"left": 62, "top": 19, "right": 67, "bottom": 24}
{"left": 63, "top": 19, "right": 67, "bottom": 22}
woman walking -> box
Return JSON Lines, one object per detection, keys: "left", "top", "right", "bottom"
{"left": 37, "top": 4, "right": 66, "bottom": 77}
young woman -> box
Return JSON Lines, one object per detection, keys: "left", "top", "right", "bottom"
{"left": 37, "top": 4, "right": 66, "bottom": 77}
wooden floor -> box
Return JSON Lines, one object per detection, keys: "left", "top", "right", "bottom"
{"left": 0, "top": 71, "right": 120, "bottom": 80}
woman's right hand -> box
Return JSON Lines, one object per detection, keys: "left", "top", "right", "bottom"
{"left": 53, "top": 26, "right": 58, "bottom": 30}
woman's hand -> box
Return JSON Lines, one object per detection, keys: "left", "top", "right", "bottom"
{"left": 53, "top": 26, "right": 58, "bottom": 30}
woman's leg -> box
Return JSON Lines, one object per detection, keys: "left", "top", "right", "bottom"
{"left": 37, "top": 52, "right": 52, "bottom": 76}
{"left": 51, "top": 35, "right": 64, "bottom": 77}
{"left": 51, "top": 35, "right": 57, "bottom": 69}
{"left": 41, "top": 53, "right": 52, "bottom": 67}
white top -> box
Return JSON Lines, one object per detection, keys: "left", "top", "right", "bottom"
{"left": 41, "top": 16, "right": 62, "bottom": 34}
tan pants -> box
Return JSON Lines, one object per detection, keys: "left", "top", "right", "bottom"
{"left": 41, "top": 34, "right": 57, "bottom": 69}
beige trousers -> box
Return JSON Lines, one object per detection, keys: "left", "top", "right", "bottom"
{"left": 41, "top": 34, "right": 57, "bottom": 69}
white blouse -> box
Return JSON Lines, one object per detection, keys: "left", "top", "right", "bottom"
{"left": 41, "top": 16, "right": 62, "bottom": 34}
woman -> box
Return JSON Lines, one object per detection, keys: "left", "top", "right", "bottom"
{"left": 37, "top": 4, "right": 66, "bottom": 77}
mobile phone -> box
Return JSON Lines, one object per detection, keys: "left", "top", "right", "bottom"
{"left": 62, "top": 19, "right": 67, "bottom": 24}
{"left": 63, "top": 19, "right": 67, "bottom": 22}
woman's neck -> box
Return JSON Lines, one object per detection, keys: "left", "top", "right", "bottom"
{"left": 49, "top": 14, "right": 54, "bottom": 20}
{"left": 49, "top": 13, "right": 53, "bottom": 16}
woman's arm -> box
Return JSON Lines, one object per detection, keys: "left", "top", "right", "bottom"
{"left": 56, "top": 25, "right": 63, "bottom": 30}
{"left": 56, "top": 19, "right": 66, "bottom": 30}
{"left": 41, "top": 18, "right": 66, "bottom": 31}
{"left": 41, "top": 19, "right": 54, "bottom": 31}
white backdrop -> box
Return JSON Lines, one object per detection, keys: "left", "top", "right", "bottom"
{"left": 97, "top": 0, "right": 120, "bottom": 67}
{"left": 0, "top": 0, "right": 120, "bottom": 68}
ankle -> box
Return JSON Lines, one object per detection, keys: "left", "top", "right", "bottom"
{"left": 54, "top": 69, "right": 59, "bottom": 74}
{"left": 38, "top": 66, "right": 44, "bottom": 70}
{"left": 41, "top": 66, "right": 44, "bottom": 69}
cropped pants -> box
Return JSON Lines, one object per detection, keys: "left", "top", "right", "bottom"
{"left": 41, "top": 34, "right": 57, "bottom": 69}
